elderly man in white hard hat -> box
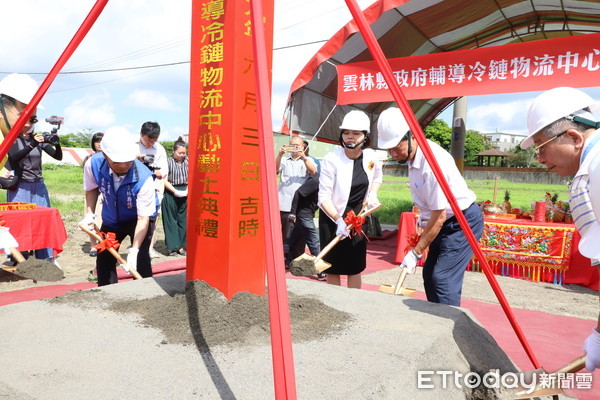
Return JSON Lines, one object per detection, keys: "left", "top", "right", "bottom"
{"left": 520, "top": 87, "right": 600, "bottom": 371}
{"left": 0, "top": 73, "right": 40, "bottom": 189}
{"left": 377, "top": 107, "right": 483, "bottom": 306}
{"left": 81, "top": 127, "right": 159, "bottom": 286}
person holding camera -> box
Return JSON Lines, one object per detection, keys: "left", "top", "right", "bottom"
{"left": 276, "top": 134, "right": 317, "bottom": 266}
{"left": 135, "top": 121, "right": 168, "bottom": 258}
{"left": 0, "top": 74, "right": 62, "bottom": 263}
{"left": 0, "top": 73, "right": 39, "bottom": 191}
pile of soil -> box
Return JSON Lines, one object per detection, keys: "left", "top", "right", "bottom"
{"left": 50, "top": 280, "right": 352, "bottom": 349}
{"left": 14, "top": 259, "right": 64, "bottom": 282}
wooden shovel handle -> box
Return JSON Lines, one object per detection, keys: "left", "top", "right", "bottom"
{"left": 314, "top": 204, "right": 382, "bottom": 264}
{"left": 393, "top": 268, "right": 408, "bottom": 295}
{"left": 554, "top": 355, "right": 586, "bottom": 374}
{"left": 78, "top": 224, "right": 143, "bottom": 280}
{"left": 8, "top": 248, "right": 26, "bottom": 263}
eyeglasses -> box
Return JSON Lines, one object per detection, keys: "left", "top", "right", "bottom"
{"left": 533, "top": 131, "right": 567, "bottom": 157}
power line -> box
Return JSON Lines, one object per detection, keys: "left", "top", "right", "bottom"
{"left": 0, "top": 39, "right": 327, "bottom": 76}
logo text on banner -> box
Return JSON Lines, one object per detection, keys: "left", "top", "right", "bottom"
{"left": 336, "top": 33, "right": 600, "bottom": 104}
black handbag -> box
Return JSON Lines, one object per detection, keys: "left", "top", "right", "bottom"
{"left": 364, "top": 214, "right": 383, "bottom": 238}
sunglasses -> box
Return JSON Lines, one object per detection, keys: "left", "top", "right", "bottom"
{"left": 533, "top": 131, "right": 567, "bottom": 157}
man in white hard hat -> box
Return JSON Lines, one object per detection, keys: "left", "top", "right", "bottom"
{"left": 520, "top": 87, "right": 600, "bottom": 371}
{"left": 276, "top": 132, "right": 317, "bottom": 266}
{"left": 81, "top": 127, "right": 159, "bottom": 286}
{"left": 377, "top": 107, "right": 483, "bottom": 306}
{"left": 0, "top": 73, "right": 40, "bottom": 189}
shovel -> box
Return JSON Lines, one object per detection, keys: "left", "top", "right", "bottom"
{"left": 377, "top": 267, "right": 416, "bottom": 297}
{"left": 78, "top": 223, "right": 142, "bottom": 280}
{"left": 289, "top": 204, "right": 381, "bottom": 277}
{"left": 509, "top": 355, "right": 586, "bottom": 399}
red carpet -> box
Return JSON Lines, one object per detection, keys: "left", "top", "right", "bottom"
{"left": 1, "top": 234, "right": 598, "bottom": 399}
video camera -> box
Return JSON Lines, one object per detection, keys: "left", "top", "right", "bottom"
{"left": 140, "top": 153, "right": 160, "bottom": 172}
{"left": 42, "top": 116, "right": 63, "bottom": 145}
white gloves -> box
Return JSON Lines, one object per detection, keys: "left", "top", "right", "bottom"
{"left": 583, "top": 328, "right": 600, "bottom": 371}
{"left": 0, "top": 227, "right": 19, "bottom": 254}
{"left": 79, "top": 213, "right": 96, "bottom": 230}
{"left": 174, "top": 189, "right": 188, "bottom": 198}
{"left": 401, "top": 249, "right": 420, "bottom": 274}
{"left": 123, "top": 248, "right": 139, "bottom": 274}
{"left": 335, "top": 217, "right": 350, "bottom": 238}
{"left": 366, "top": 191, "right": 380, "bottom": 210}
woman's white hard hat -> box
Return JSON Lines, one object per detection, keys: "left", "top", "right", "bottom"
{"left": 376, "top": 107, "right": 410, "bottom": 149}
{"left": 339, "top": 110, "right": 371, "bottom": 133}
{"left": 101, "top": 127, "right": 138, "bottom": 162}
{"left": 521, "top": 87, "right": 599, "bottom": 149}
{"left": 0, "top": 73, "right": 39, "bottom": 105}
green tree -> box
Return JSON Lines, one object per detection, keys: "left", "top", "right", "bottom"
{"left": 505, "top": 145, "right": 542, "bottom": 168}
{"left": 59, "top": 129, "right": 95, "bottom": 148}
{"left": 464, "top": 129, "right": 493, "bottom": 166}
{"left": 424, "top": 119, "right": 451, "bottom": 149}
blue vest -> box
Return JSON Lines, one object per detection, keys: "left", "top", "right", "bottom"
{"left": 89, "top": 153, "right": 157, "bottom": 228}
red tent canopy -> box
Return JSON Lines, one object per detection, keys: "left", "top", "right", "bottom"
{"left": 283, "top": 0, "right": 600, "bottom": 143}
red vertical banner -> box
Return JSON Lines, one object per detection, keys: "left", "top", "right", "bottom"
{"left": 188, "top": 0, "right": 274, "bottom": 299}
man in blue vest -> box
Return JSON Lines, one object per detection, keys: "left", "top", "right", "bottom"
{"left": 81, "top": 127, "right": 158, "bottom": 286}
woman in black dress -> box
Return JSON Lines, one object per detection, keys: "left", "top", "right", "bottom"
{"left": 318, "top": 110, "right": 383, "bottom": 288}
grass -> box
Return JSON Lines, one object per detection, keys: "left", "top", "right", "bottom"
{"left": 0, "top": 164, "right": 84, "bottom": 224}
{"left": 1, "top": 165, "right": 569, "bottom": 226}
{"left": 375, "top": 176, "right": 569, "bottom": 225}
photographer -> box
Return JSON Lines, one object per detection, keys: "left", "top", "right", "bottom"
{"left": 135, "top": 121, "right": 167, "bottom": 258}
{"left": 7, "top": 116, "right": 62, "bottom": 264}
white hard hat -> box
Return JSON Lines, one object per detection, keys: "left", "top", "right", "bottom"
{"left": 376, "top": 107, "right": 410, "bottom": 149}
{"left": 579, "top": 160, "right": 600, "bottom": 259}
{"left": 102, "top": 127, "right": 138, "bottom": 162}
{"left": 521, "top": 87, "right": 600, "bottom": 149}
{"left": 339, "top": 110, "right": 371, "bottom": 133}
{"left": 0, "top": 73, "right": 39, "bottom": 105}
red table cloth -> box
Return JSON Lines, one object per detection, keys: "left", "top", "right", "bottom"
{"left": 0, "top": 206, "right": 68, "bottom": 257}
{"left": 396, "top": 212, "right": 598, "bottom": 291}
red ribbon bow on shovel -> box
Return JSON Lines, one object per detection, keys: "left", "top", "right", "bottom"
{"left": 93, "top": 231, "right": 120, "bottom": 253}
{"left": 344, "top": 210, "right": 366, "bottom": 238}
{"left": 404, "top": 233, "right": 421, "bottom": 254}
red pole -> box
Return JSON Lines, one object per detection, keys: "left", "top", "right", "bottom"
{"left": 343, "top": 0, "right": 541, "bottom": 369}
{"left": 249, "top": 0, "right": 297, "bottom": 398}
{"left": 0, "top": 0, "right": 110, "bottom": 163}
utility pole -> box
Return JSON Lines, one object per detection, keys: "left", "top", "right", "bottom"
{"left": 450, "top": 96, "right": 467, "bottom": 173}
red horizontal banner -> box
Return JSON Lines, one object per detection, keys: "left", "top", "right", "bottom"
{"left": 336, "top": 33, "right": 600, "bottom": 104}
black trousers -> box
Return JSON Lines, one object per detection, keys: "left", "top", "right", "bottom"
{"left": 96, "top": 217, "right": 156, "bottom": 286}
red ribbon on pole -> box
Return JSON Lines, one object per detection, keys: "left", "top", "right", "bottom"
{"left": 343, "top": 0, "right": 540, "bottom": 369}
{"left": 93, "top": 231, "right": 120, "bottom": 253}
{"left": 0, "top": 0, "right": 109, "bottom": 164}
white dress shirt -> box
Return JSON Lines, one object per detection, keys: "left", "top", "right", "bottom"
{"left": 408, "top": 140, "right": 476, "bottom": 222}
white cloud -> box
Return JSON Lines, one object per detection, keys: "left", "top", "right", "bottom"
{"left": 127, "top": 90, "right": 181, "bottom": 112}
{"left": 467, "top": 98, "right": 534, "bottom": 135}
{"left": 63, "top": 90, "right": 116, "bottom": 132}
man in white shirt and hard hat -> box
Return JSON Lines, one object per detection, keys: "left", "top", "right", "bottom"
{"left": 520, "top": 87, "right": 600, "bottom": 372}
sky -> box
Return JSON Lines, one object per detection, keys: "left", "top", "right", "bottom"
{"left": 3, "top": 0, "right": 599, "bottom": 141}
